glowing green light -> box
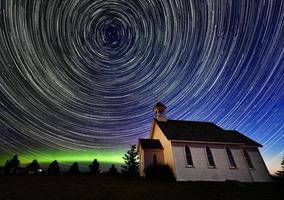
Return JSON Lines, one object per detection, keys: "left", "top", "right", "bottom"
{"left": 0, "top": 149, "right": 125, "bottom": 166}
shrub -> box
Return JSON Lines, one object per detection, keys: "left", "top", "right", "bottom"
{"left": 47, "top": 160, "right": 60, "bottom": 175}
{"left": 144, "top": 164, "right": 175, "bottom": 181}
{"left": 25, "top": 160, "right": 40, "bottom": 174}
{"left": 89, "top": 159, "right": 100, "bottom": 174}
{"left": 108, "top": 164, "right": 119, "bottom": 176}
{"left": 69, "top": 162, "right": 80, "bottom": 174}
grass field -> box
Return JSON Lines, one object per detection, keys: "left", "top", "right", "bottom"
{"left": 0, "top": 175, "right": 282, "bottom": 200}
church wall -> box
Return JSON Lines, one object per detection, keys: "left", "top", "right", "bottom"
{"left": 144, "top": 150, "right": 164, "bottom": 167}
{"left": 151, "top": 123, "right": 176, "bottom": 174}
{"left": 171, "top": 142, "right": 254, "bottom": 182}
{"left": 139, "top": 149, "right": 164, "bottom": 176}
{"left": 244, "top": 148, "right": 272, "bottom": 182}
{"left": 138, "top": 147, "right": 144, "bottom": 176}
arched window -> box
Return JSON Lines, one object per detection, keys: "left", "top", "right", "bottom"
{"left": 185, "top": 145, "right": 193, "bottom": 166}
{"left": 153, "top": 154, "right": 157, "bottom": 164}
{"left": 244, "top": 150, "right": 254, "bottom": 169}
{"left": 206, "top": 146, "right": 216, "bottom": 167}
{"left": 226, "top": 147, "right": 237, "bottom": 168}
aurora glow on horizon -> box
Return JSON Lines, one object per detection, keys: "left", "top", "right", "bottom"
{"left": 0, "top": 0, "right": 284, "bottom": 173}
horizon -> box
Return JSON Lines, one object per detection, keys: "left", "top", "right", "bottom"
{"left": 0, "top": 0, "right": 284, "bottom": 176}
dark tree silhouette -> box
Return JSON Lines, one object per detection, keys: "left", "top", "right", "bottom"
{"left": 47, "top": 160, "right": 60, "bottom": 175}
{"left": 3, "top": 155, "right": 20, "bottom": 174}
{"left": 121, "top": 145, "right": 139, "bottom": 177}
{"left": 108, "top": 164, "right": 119, "bottom": 176}
{"left": 69, "top": 162, "right": 80, "bottom": 174}
{"left": 89, "top": 159, "right": 100, "bottom": 174}
{"left": 10, "top": 155, "right": 20, "bottom": 173}
{"left": 276, "top": 157, "right": 284, "bottom": 177}
{"left": 3, "top": 160, "right": 12, "bottom": 174}
{"left": 25, "top": 159, "right": 40, "bottom": 174}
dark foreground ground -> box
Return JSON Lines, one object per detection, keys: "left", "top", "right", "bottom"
{"left": 0, "top": 175, "right": 282, "bottom": 200}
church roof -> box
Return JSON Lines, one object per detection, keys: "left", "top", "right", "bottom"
{"left": 155, "top": 119, "right": 262, "bottom": 147}
{"left": 139, "top": 139, "right": 163, "bottom": 149}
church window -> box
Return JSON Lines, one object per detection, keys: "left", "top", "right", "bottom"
{"left": 226, "top": 147, "right": 237, "bottom": 168}
{"left": 153, "top": 154, "right": 157, "bottom": 164}
{"left": 244, "top": 150, "right": 254, "bottom": 169}
{"left": 206, "top": 146, "right": 216, "bottom": 167}
{"left": 185, "top": 145, "right": 193, "bottom": 166}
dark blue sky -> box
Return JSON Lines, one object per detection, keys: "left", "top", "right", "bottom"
{"left": 0, "top": 0, "right": 284, "bottom": 172}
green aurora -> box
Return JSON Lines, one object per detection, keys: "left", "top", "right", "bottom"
{"left": 0, "top": 149, "right": 125, "bottom": 166}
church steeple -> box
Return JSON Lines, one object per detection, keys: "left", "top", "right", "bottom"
{"left": 153, "top": 101, "right": 167, "bottom": 121}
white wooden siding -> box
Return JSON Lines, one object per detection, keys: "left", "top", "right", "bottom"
{"left": 144, "top": 150, "right": 164, "bottom": 166}
{"left": 245, "top": 148, "right": 272, "bottom": 182}
{"left": 172, "top": 143, "right": 253, "bottom": 182}
{"left": 138, "top": 148, "right": 164, "bottom": 176}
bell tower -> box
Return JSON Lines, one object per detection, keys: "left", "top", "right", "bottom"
{"left": 153, "top": 101, "right": 167, "bottom": 121}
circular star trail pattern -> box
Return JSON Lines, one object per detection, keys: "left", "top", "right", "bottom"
{"left": 0, "top": 0, "right": 284, "bottom": 171}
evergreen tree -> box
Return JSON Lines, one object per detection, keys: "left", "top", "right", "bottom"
{"left": 69, "top": 162, "right": 80, "bottom": 174}
{"left": 3, "top": 155, "right": 20, "bottom": 174}
{"left": 121, "top": 145, "right": 139, "bottom": 177}
{"left": 10, "top": 155, "right": 20, "bottom": 173}
{"left": 108, "top": 164, "right": 119, "bottom": 176}
{"left": 47, "top": 160, "right": 60, "bottom": 175}
{"left": 276, "top": 157, "right": 284, "bottom": 177}
{"left": 25, "top": 160, "right": 40, "bottom": 174}
{"left": 3, "top": 160, "right": 12, "bottom": 174}
{"left": 89, "top": 159, "right": 100, "bottom": 174}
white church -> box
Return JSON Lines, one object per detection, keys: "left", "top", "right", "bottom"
{"left": 138, "top": 102, "right": 271, "bottom": 182}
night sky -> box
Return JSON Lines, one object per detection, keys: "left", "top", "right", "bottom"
{"left": 0, "top": 0, "right": 284, "bottom": 173}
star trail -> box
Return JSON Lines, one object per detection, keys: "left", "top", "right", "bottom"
{"left": 0, "top": 0, "right": 284, "bottom": 173}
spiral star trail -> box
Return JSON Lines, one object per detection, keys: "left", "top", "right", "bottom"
{"left": 0, "top": 0, "right": 284, "bottom": 172}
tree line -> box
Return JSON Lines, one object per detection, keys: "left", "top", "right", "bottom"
{"left": 2, "top": 145, "right": 283, "bottom": 181}
{"left": 0, "top": 145, "right": 139, "bottom": 177}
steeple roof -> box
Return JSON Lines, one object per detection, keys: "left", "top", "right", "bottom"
{"left": 153, "top": 101, "right": 167, "bottom": 112}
